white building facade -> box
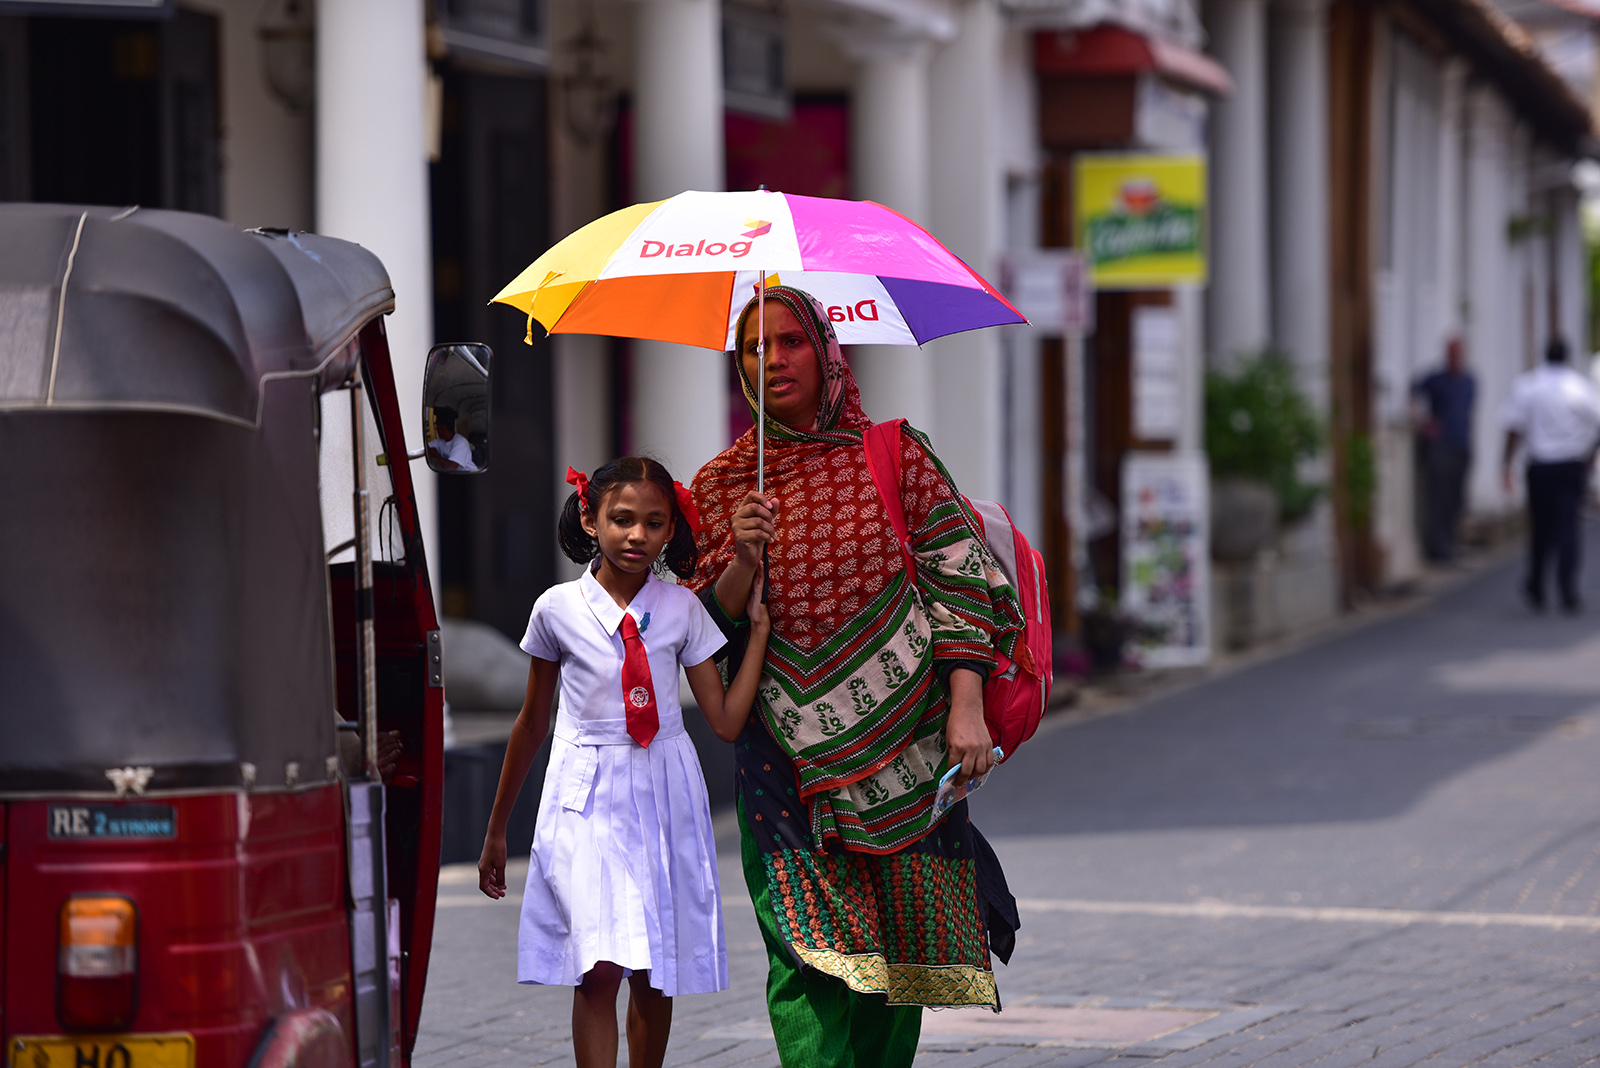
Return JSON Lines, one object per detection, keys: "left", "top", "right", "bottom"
{"left": 3, "top": 0, "right": 1589, "bottom": 650}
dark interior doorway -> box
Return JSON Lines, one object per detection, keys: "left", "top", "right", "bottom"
{"left": 431, "top": 66, "right": 555, "bottom": 641}
{"left": 0, "top": 10, "right": 218, "bottom": 212}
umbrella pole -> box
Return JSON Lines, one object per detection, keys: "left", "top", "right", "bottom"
{"left": 757, "top": 270, "right": 766, "bottom": 496}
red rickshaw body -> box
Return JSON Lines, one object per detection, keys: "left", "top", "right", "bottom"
{"left": 0, "top": 205, "right": 443, "bottom": 1068}
{"left": 4, "top": 791, "right": 352, "bottom": 1063}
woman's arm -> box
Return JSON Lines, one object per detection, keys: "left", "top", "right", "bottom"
{"left": 478, "top": 656, "right": 559, "bottom": 898}
{"left": 944, "top": 666, "right": 993, "bottom": 787}
{"left": 713, "top": 492, "right": 778, "bottom": 619}
{"left": 688, "top": 568, "right": 771, "bottom": 742}
{"left": 895, "top": 428, "right": 1022, "bottom": 681}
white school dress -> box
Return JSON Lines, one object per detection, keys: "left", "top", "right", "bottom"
{"left": 517, "top": 567, "right": 729, "bottom": 995}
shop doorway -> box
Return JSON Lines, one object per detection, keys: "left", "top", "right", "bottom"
{"left": 431, "top": 68, "right": 555, "bottom": 640}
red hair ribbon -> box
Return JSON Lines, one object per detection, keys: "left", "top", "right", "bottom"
{"left": 673, "top": 481, "right": 701, "bottom": 533}
{"left": 565, "top": 466, "right": 590, "bottom": 509}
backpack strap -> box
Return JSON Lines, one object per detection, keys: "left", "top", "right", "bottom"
{"left": 862, "top": 419, "right": 916, "bottom": 575}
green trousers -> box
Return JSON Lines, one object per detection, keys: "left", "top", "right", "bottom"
{"left": 739, "top": 799, "right": 923, "bottom": 1068}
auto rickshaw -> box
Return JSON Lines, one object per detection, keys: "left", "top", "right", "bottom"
{"left": 0, "top": 204, "right": 488, "bottom": 1068}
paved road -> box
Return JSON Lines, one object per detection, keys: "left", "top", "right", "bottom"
{"left": 416, "top": 531, "right": 1600, "bottom": 1067}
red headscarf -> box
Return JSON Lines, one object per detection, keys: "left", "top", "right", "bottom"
{"left": 730, "top": 285, "right": 870, "bottom": 440}
{"left": 689, "top": 287, "right": 896, "bottom": 652}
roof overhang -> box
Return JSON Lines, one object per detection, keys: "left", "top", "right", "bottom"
{"left": 1033, "top": 23, "right": 1234, "bottom": 96}
{"left": 1405, "top": 0, "right": 1595, "bottom": 153}
{"left": 807, "top": 0, "right": 960, "bottom": 41}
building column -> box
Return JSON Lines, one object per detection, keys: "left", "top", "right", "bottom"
{"left": 549, "top": 0, "right": 618, "bottom": 578}
{"left": 1205, "top": 0, "right": 1271, "bottom": 364}
{"left": 1268, "top": 0, "right": 1330, "bottom": 411}
{"left": 928, "top": 0, "right": 1006, "bottom": 498}
{"left": 838, "top": 23, "right": 935, "bottom": 428}
{"left": 631, "top": 0, "right": 728, "bottom": 479}
{"left": 1553, "top": 187, "right": 1586, "bottom": 364}
{"left": 316, "top": 0, "right": 436, "bottom": 586}
{"left": 1434, "top": 60, "right": 1467, "bottom": 350}
{"left": 1463, "top": 87, "right": 1515, "bottom": 514}
{"left": 1265, "top": 0, "right": 1338, "bottom": 619}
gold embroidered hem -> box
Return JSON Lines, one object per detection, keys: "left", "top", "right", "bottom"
{"left": 791, "top": 944, "right": 1000, "bottom": 1009}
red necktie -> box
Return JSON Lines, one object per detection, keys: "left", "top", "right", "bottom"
{"left": 619, "top": 613, "right": 659, "bottom": 748}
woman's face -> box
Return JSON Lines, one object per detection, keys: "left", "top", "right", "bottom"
{"left": 741, "top": 300, "right": 823, "bottom": 431}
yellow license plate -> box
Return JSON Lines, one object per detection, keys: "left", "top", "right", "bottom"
{"left": 10, "top": 1034, "right": 194, "bottom": 1068}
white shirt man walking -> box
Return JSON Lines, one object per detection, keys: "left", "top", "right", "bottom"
{"left": 1501, "top": 337, "right": 1600, "bottom": 613}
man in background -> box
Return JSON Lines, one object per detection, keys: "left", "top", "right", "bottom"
{"left": 1502, "top": 337, "right": 1600, "bottom": 613}
{"left": 1415, "top": 337, "right": 1477, "bottom": 564}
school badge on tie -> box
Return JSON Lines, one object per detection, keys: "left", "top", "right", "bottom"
{"left": 619, "top": 613, "right": 659, "bottom": 747}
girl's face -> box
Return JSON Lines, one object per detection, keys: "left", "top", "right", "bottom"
{"left": 741, "top": 300, "right": 822, "bottom": 431}
{"left": 581, "top": 481, "right": 675, "bottom": 575}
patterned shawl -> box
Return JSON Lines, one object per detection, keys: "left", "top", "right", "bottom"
{"left": 689, "top": 287, "right": 1022, "bottom": 853}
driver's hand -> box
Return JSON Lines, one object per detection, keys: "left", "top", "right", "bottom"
{"left": 375, "top": 730, "right": 403, "bottom": 782}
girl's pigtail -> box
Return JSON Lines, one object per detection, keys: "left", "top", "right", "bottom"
{"left": 557, "top": 490, "right": 598, "bottom": 565}
{"left": 663, "top": 501, "right": 699, "bottom": 579}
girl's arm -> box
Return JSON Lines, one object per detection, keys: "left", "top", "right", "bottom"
{"left": 687, "top": 568, "right": 771, "bottom": 742}
{"left": 478, "top": 655, "right": 560, "bottom": 898}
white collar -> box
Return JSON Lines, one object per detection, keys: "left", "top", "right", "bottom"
{"left": 580, "top": 566, "right": 663, "bottom": 637}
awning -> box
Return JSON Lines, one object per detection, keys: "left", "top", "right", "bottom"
{"left": 1034, "top": 24, "right": 1234, "bottom": 96}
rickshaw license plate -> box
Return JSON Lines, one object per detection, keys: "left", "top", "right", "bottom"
{"left": 10, "top": 1034, "right": 193, "bottom": 1068}
{"left": 47, "top": 803, "right": 176, "bottom": 840}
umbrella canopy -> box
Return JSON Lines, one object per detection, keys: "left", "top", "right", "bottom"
{"left": 492, "top": 189, "right": 1026, "bottom": 349}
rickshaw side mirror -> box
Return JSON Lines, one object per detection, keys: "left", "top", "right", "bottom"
{"left": 422, "top": 343, "right": 492, "bottom": 475}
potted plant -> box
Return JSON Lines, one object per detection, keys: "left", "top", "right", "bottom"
{"left": 1205, "top": 351, "right": 1324, "bottom": 560}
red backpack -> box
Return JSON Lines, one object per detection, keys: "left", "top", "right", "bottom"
{"left": 862, "top": 420, "right": 1052, "bottom": 762}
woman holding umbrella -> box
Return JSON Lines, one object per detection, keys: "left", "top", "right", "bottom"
{"left": 687, "top": 286, "right": 1024, "bottom": 1066}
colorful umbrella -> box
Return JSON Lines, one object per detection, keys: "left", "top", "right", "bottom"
{"left": 491, "top": 189, "right": 1026, "bottom": 349}
{"left": 492, "top": 189, "right": 1026, "bottom": 490}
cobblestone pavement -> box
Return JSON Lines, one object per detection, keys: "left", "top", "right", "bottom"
{"left": 416, "top": 530, "right": 1600, "bottom": 1067}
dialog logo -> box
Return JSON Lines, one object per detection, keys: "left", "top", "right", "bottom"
{"left": 640, "top": 237, "right": 755, "bottom": 259}
{"left": 638, "top": 217, "right": 773, "bottom": 259}
{"left": 827, "top": 300, "right": 880, "bottom": 323}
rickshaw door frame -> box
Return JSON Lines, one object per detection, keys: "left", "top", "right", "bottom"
{"left": 335, "top": 317, "right": 444, "bottom": 1068}
{"left": 342, "top": 364, "right": 397, "bottom": 1068}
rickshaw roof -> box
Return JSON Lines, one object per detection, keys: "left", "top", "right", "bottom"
{"left": 0, "top": 203, "right": 395, "bottom": 426}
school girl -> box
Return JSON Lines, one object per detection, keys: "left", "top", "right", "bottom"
{"left": 478, "top": 456, "right": 770, "bottom": 1068}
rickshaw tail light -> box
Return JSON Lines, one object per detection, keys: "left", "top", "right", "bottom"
{"left": 58, "top": 896, "right": 138, "bottom": 1031}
